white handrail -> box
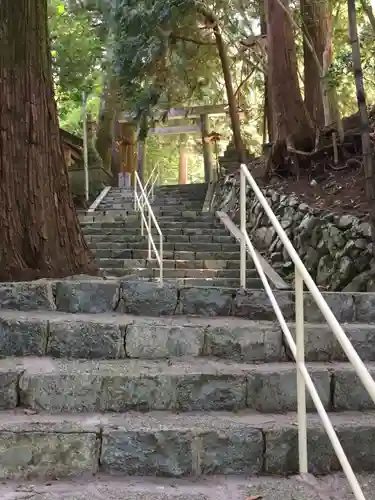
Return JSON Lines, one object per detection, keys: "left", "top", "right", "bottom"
{"left": 87, "top": 186, "right": 111, "bottom": 212}
{"left": 134, "top": 171, "right": 163, "bottom": 284}
{"left": 134, "top": 164, "right": 159, "bottom": 211}
{"left": 239, "top": 163, "right": 375, "bottom": 500}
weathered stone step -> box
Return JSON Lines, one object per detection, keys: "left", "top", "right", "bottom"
{"left": 97, "top": 273, "right": 263, "bottom": 289}
{"left": 94, "top": 258, "right": 248, "bottom": 270}
{"left": 81, "top": 213, "right": 213, "bottom": 221}
{"left": 99, "top": 266, "right": 258, "bottom": 280}
{"left": 104, "top": 242, "right": 240, "bottom": 252}
{"left": 86, "top": 233, "right": 235, "bottom": 245}
{"left": 84, "top": 225, "right": 230, "bottom": 237}
{"left": 2, "top": 473, "right": 375, "bottom": 500}
{"left": 96, "top": 249, "right": 243, "bottom": 261}
{"left": 1, "top": 278, "right": 374, "bottom": 323}
{"left": 0, "top": 409, "right": 374, "bottom": 479}
{"left": 2, "top": 310, "right": 375, "bottom": 362}
{"left": 81, "top": 215, "right": 217, "bottom": 227}
{"left": 0, "top": 357, "right": 369, "bottom": 413}
{"left": 81, "top": 215, "right": 139, "bottom": 225}
{"left": 153, "top": 209, "right": 204, "bottom": 217}
{"left": 82, "top": 221, "right": 222, "bottom": 233}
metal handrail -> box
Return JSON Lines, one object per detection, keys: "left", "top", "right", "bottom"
{"left": 134, "top": 164, "right": 159, "bottom": 211}
{"left": 134, "top": 171, "right": 163, "bottom": 284}
{"left": 239, "top": 162, "right": 375, "bottom": 500}
{"left": 87, "top": 186, "right": 111, "bottom": 213}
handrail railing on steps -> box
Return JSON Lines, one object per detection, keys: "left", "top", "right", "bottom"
{"left": 134, "top": 171, "right": 163, "bottom": 284}
{"left": 239, "top": 162, "right": 375, "bottom": 500}
{"left": 134, "top": 164, "right": 159, "bottom": 212}
{"left": 216, "top": 210, "right": 289, "bottom": 290}
{"left": 87, "top": 186, "right": 111, "bottom": 213}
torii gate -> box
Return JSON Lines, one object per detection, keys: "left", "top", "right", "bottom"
{"left": 115, "top": 104, "right": 244, "bottom": 185}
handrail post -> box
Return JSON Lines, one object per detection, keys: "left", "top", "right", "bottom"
{"left": 295, "top": 267, "right": 308, "bottom": 473}
{"left": 159, "top": 237, "right": 163, "bottom": 285}
{"left": 240, "top": 166, "right": 246, "bottom": 289}
{"left": 133, "top": 174, "right": 137, "bottom": 211}
{"left": 148, "top": 208, "right": 152, "bottom": 259}
{"left": 141, "top": 195, "right": 144, "bottom": 237}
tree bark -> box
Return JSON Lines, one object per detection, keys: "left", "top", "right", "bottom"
{"left": 0, "top": 0, "right": 96, "bottom": 281}
{"left": 265, "top": 0, "right": 314, "bottom": 163}
{"left": 348, "top": 0, "right": 375, "bottom": 257}
{"left": 260, "top": 5, "right": 274, "bottom": 142}
{"left": 301, "top": 0, "right": 328, "bottom": 127}
{"left": 196, "top": 6, "right": 246, "bottom": 163}
{"left": 360, "top": 0, "right": 375, "bottom": 33}
{"left": 96, "top": 74, "right": 122, "bottom": 185}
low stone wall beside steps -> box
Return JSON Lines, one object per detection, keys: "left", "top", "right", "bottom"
{"left": 214, "top": 173, "right": 375, "bottom": 292}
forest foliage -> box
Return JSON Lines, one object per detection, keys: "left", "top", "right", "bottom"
{"left": 49, "top": 0, "right": 375, "bottom": 181}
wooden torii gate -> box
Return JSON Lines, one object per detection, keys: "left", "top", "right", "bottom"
{"left": 115, "top": 104, "right": 243, "bottom": 185}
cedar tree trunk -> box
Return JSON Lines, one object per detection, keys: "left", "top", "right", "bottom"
{"left": 260, "top": 5, "right": 274, "bottom": 142}
{"left": 348, "top": 0, "right": 375, "bottom": 257}
{"left": 96, "top": 74, "right": 122, "bottom": 185}
{"left": 266, "top": 0, "right": 314, "bottom": 155}
{"left": 301, "top": 0, "right": 328, "bottom": 127}
{"left": 0, "top": 0, "right": 96, "bottom": 281}
{"left": 197, "top": 6, "right": 246, "bottom": 163}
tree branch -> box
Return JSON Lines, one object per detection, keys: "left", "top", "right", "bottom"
{"left": 360, "top": 0, "right": 375, "bottom": 33}
{"left": 173, "top": 33, "right": 215, "bottom": 45}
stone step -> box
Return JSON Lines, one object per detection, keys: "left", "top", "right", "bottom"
{"left": 153, "top": 209, "right": 205, "bottom": 217}
{"left": 82, "top": 221, "right": 222, "bottom": 232}
{"left": 99, "top": 203, "right": 204, "bottom": 210}
{"left": 84, "top": 226, "right": 230, "bottom": 237}
{"left": 92, "top": 258, "right": 248, "bottom": 270}
{"left": 1, "top": 278, "right": 373, "bottom": 323}
{"left": 82, "top": 210, "right": 213, "bottom": 218}
{"left": 87, "top": 234, "right": 235, "bottom": 245}
{"left": 82, "top": 214, "right": 218, "bottom": 225}
{"left": 1, "top": 309, "right": 375, "bottom": 362}
{"left": 98, "top": 272, "right": 263, "bottom": 289}
{"left": 0, "top": 410, "right": 373, "bottom": 479}
{"left": 98, "top": 266, "right": 257, "bottom": 280}
{"left": 2, "top": 473, "right": 375, "bottom": 500}
{"left": 0, "top": 357, "right": 372, "bottom": 413}
{"left": 99, "top": 242, "right": 240, "bottom": 252}
{"left": 94, "top": 248, "right": 243, "bottom": 261}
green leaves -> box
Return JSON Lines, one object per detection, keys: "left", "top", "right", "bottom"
{"left": 111, "top": 0, "right": 220, "bottom": 118}
{"left": 49, "top": 0, "right": 104, "bottom": 101}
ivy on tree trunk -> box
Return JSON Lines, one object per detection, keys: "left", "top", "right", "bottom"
{"left": 0, "top": 0, "right": 96, "bottom": 281}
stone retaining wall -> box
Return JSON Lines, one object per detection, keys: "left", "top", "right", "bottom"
{"left": 214, "top": 173, "right": 375, "bottom": 291}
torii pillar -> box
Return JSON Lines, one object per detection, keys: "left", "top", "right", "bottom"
{"left": 200, "top": 113, "right": 213, "bottom": 182}
{"left": 118, "top": 121, "right": 137, "bottom": 187}
{"left": 179, "top": 144, "right": 188, "bottom": 184}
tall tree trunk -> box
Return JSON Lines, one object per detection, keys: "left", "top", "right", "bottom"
{"left": 96, "top": 74, "right": 122, "bottom": 185}
{"left": 265, "top": 0, "right": 314, "bottom": 168}
{"left": 197, "top": 6, "right": 246, "bottom": 163}
{"left": 260, "top": 5, "right": 274, "bottom": 142}
{"left": 301, "top": 0, "right": 328, "bottom": 127}
{"left": 0, "top": 0, "right": 96, "bottom": 281}
{"left": 360, "top": 0, "right": 375, "bottom": 32}
{"left": 348, "top": 0, "right": 375, "bottom": 258}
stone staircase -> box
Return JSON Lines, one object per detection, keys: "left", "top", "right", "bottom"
{"left": 0, "top": 278, "right": 375, "bottom": 497}
{"left": 1, "top": 184, "right": 375, "bottom": 497}
{"left": 81, "top": 183, "right": 265, "bottom": 288}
